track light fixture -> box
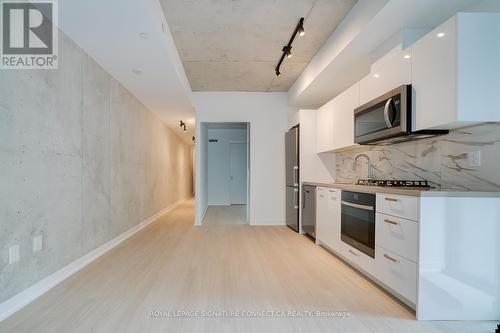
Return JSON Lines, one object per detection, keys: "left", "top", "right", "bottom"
{"left": 275, "top": 17, "right": 304, "bottom": 77}
{"left": 283, "top": 45, "right": 292, "bottom": 58}
{"left": 180, "top": 120, "right": 186, "bottom": 132}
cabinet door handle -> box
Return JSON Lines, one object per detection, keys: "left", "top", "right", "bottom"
{"left": 384, "top": 254, "right": 398, "bottom": 263}
{"left": 385, "top": 197, "right": 398, "bottom": 202}
{"left": 348, "top": 249, "right": 359, "bottom": 256}
{"left": 384, "top": 219, "right": 399, "bottom": 225}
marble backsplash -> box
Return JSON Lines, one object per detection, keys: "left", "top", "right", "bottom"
{"left": 335, "top": 123, "right": 500, "bottom": 191}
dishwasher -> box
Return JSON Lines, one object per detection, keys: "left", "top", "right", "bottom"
{"left": 301, "top": 185, "right": 316, "bottom": 239}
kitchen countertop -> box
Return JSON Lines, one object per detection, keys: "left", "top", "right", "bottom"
{"left": 302, "top": 181, "right": 500, "bottom": 198}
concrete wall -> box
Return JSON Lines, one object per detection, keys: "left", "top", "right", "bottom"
{"left": 0, "top": 32, "right": 193, "bottom": 303}
{"left": 193, "top": 92, "right": 293, "bottom": 225}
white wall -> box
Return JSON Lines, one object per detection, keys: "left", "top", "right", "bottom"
{"left": 196, "top": 124, "right": 209, "bottom": 223}
{"left": 194, "top": 92, "right": 293, "bottom": 225}
{"left": 207, "top": 128, "right": 247, "bottom": 205}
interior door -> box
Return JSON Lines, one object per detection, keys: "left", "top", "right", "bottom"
{"left": 230, "top": 142, "right": 247, "bottom": 204}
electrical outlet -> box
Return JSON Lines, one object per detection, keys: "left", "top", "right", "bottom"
{"left": 9, "top": 245, "right": 20, "bottom": 264}
{"left": 468, "top": 151, "right": 482, "bottom": 167}
{"left": 33, "top": 235, "right": 43, "bottom": 252}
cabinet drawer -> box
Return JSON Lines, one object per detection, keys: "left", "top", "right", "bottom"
{"left": 340, "top": 242, "right": 376, "bottom": 277}
{"left": 375, "top": 246, "right": 417, "bottom": 303}
{"left": 376, "top": 213, "right": 418, "bottom": 262}
{"left": 376, "top": 193, "right": 419, "bottom": 221}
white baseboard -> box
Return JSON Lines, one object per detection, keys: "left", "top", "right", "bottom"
{"left": 0, "top": 199, "right": 185, "bottom": 322}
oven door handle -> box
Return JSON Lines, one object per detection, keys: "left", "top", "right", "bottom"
{"left": 341, "top": 200, "right": 374, "bottom": 211}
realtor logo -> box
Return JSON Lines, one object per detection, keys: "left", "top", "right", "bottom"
{"left": 1, "top": 0, "right": 58, "bottom": 69}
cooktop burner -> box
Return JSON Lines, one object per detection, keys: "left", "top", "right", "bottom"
{"left": 357, "top": 179, "right": 431, "bottom": 188}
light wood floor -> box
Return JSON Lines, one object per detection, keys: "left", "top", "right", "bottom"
{"left": 203, "top": 205, "right": 247, "bottom": 225}
{"left": 0, "top": 199, "right": 495, "bottom": 333}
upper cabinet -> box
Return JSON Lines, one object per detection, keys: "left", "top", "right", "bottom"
{"left": 412, "top": 13, "right": 500, "bottom": 131}
{"left": 359, "top": 47, "right": 412, "bottom": 106}
{"left": 316, "top": 99, "right": 335, "bottom": 153}
{"left": 332, "top": 83, "right": 359, "bottom": 151}
{"left": 316, "top": 83, "right": 360, "bottom": 153}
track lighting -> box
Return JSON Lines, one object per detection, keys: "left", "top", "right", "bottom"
{"left": 275, "top": 17, "right": 304, "bottom": 77}
{"left": 283, "top": 46, "right": 292, "bottom": 58}
{"left": 180, "top": 120, "right": 186, "bottom": 132}
{"left": 298, "top": 24, "right": 305, "bottom": 37}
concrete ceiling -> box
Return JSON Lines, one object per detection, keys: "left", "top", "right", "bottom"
{"left": 58, "top": 0, "right": 195, "bottom": 144}
{"left": 160, "top": 0, "right": 358, "bottom": 92}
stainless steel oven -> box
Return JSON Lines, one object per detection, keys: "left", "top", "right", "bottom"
{"left": 341, "top": 190, "right": 375, "bottom": 258}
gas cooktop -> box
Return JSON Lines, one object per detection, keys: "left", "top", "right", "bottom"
{"left": 357, "top": 179, "right": 431, "bottom": 188}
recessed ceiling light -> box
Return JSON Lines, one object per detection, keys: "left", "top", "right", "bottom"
{"left": 404, "top": 54, "right": 411, "bottom": 59}
{"left": 437, "top": 32, "right": 445, "bottom": 38}
{"left": 132, "top": 68, "right": 142, "bottom": 75}
{"left": 138, "top": 32, "right": 149, "bottom": 39}
{"left": 374, "top": 74, "right": 380, "bottom": 78}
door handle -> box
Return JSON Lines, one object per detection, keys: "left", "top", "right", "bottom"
{"left": 348, "top": 249, "right": 359, "bottom": 256}
{"left": 384, "top": 98, "right": 394, "bottom": 128}
{"left": 341, "top": 200, "right": 374, "bottom": 211}
{"left": 384, "top": 219, "right": 399, "bottom": 225}
{"left": 294, "top": 188, "right": 299, "bottom": 209}
{"left": 293, "top": 166, "right": 299, "bottom": 186}
{"left": 383, "top": 254, "right": 398, "bottom": 263}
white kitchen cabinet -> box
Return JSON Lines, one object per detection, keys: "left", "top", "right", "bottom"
{"left": 339, "top": 241, "right": 376, "bottom": 277}
{"left": 332, "top": 83, "right": 359, "bottom": 151}
{"left": 375, "top": 246, "right": 417, "bottom": 304}
{"left": 376, "top": 193, "right": 419, "bottom": 221}
{"left": 316, "top": 187, "right": 341, "bottom": 253}
{"left": 315, "top": 100, "right": 334, "bottom": 153}
{"left": 316, "top": 187, "right": 329, "bottom": 243}
{"left": 411, "top": 13, "right": 500, "bottom": 131}
{"left": 359, "top": 47, "right": 412, "bottom": 106}
{"left": 316, "top": 83, "right": 359, "bottom": 153}
{"left": 376, "top": 213, "right": 418, "bottom": 262}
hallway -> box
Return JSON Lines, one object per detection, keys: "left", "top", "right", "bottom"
{"left": 0, "top": 200, "right": 494, "bottom": 333}
{"left": 203, "top": 205, "right": 247, "bottom": 225}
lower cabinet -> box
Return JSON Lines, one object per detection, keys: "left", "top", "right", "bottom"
{"left": 339, "top": 241, "right": 376, "bottom": 277}
{"left": 316, "top": 190, "right": 418, "bottom": 307}
{"left": 375, "top": 246, "right": 417, "bottom": 303}
{"left": 316, "top": 187, "right": 341, "bottom": 253}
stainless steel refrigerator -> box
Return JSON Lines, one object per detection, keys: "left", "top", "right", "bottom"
{"left": 285, "top": 126, "right": 299, "bottom": 232}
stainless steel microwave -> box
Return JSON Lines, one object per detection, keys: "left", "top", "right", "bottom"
{"left": 354, "top": 85, "right": 447, "bottom": 145}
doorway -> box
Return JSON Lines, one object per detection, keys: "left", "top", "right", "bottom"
{"left": 202, "top": 122, "right": 249, "bottom": 225}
